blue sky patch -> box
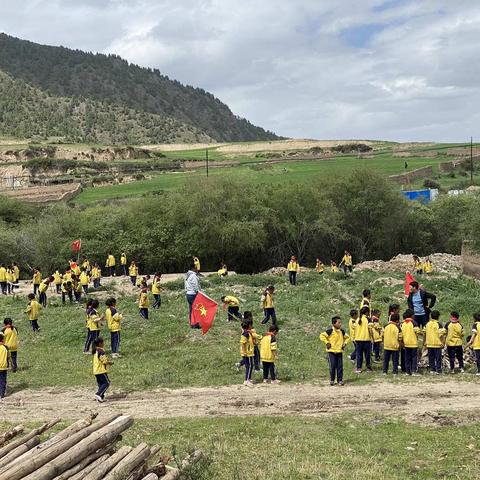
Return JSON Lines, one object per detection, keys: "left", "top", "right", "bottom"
{"left": 339, "top": 23, "right": 385, "bottom": 48}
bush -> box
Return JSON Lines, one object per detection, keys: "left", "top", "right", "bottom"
{"left": 423, "top": 179, "right": 440, "bottom": 189}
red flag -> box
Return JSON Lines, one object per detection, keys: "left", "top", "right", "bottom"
{"left": 191, "top": 292, "right": 218, "bottom": 334}
{"left": 404, "top": 271, "right": 415, "bottom": 297}
{"left": 71, "top": 239, "right": 82, "bottom": 252}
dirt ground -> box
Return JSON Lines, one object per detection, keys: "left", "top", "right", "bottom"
{"left": 2, "top": 380, "right": 478, "bottom": 424}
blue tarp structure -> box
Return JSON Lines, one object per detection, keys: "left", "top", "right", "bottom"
{"left": 401, "top": 189, "right": 432, "bottom": 204}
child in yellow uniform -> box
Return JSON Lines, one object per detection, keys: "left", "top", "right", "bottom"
{"left": 260, "top": 325, "right": 279, "bottom": 384}
{"left": 2, "top": 318, "right": 18, "bottom": 372}
{"left": 445, "top": 311, "right": 464, "bottom": 373}
{"left": 348, "top": 309, "right": 358, "bottom": 362}
{"left": 79, "top": 269, "right": 90, "bottom": 295}
{"left": 320, "top": 316, "right": 350, "bottom": 385}
{"left": 401, "top": 309, "right": 421, "bottom": 376}
{"left": 81, "top": 257, "right": 91, "bottom": 274}
{"left": 240, "top": 320, "right": 255, "bottom": 386}
{"left": 151, "top": 273, "right": 162, "bottom": 309}
{"left": 84, "top": 299, "right": 103, "bottom": 354}
{"left": 261, "top": 286, "right": 277, "bottom": 326}
{"left": 12, "top": 263, "right": 20, "bottom": 291}
{"left": 423, "top": 257, "right": 433, "bottom": 274}
{"left": 360, "top": 289, "right": 372, "bottom": 316}
{"left": 315, "top": 258, "right": 324, "bottom": 274}
{"left": 0, "top": 264, "right": 7, "bottom": 295}
{"left": 413, "top": 255, "right": 423, "bottom": 274}
{"left": 466, "top": 313, "right": 480, "bottom": 375}
{"left": 53, "top": 270, "right": 63, "bottom": 294}
{"left": 353, "top": 306, "right": 373, "bottom": 373}
{"left": 129, "top": 261, "right": 138, "bottom": 286}
{"left": 91, "top": 264, "right": 101, "bottom": 289}
{"left": 32, "top": 268, "right": 42, "bottom": 296}
{"left": 105, "top": 297, "right": 123, "bottom": 358}
{"left": 106, "top": 253, "right": 116, "bottom": 277}
{"left": 26, "top": 293, "right": 41, "bottom": 332}
{"left": 221, "top": 295, "right": 241, "bottom": 321}
{"left": 383, "top": 314, "right": 402, "bottom": 374}
{"left": 61, "top": 280, "right": 74, "bottom": 304}
{"left": 139, "top": 287, "right": 149, "bottom": 319}
{"left": 193, "top": 256, "right": 201, "bottom": 272}
{"left": 340, "top": 250, "right": 353, "bottom": 276}
{"left": 120, "top": 253, "right": 127, "bottom": 276}
{"left": 92, "top": 337, "right": 113, "bottom": 402}
{"left": 218, "top": 263, "right": 228, "bottom": 277}
{"left": 6, "top": 267, "right": 14, "bottom": 295}
{"left": 38, "top": 276, "right": 53, "bottom": 308}
{"left": 0, "top": 334, "right": 8, "bottom": 397}
{"left": 287, "top": 255, "right": 300, "bottom": 285}
{"left": 424, "top": 310, "right": 446, "bottom": 374}
{"left": 330, "top": 261, "right": 338, "bottom": 273}
{"left": 371, "top": 309, "right": 383, "bottom": 362}
{"left": 72, "top": 275, "right": 82, "bottom": 303}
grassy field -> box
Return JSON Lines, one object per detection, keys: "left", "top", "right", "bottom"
{"left": 3, "top": 269, "right": 480, "bottom": 392}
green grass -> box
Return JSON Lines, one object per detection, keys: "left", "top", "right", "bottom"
{"left": 4, "top": 269, "right": 480, "bottom": 392}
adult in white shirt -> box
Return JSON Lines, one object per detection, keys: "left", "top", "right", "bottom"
{"left": 185, "top": 264, "right": 201, "bottom": 329}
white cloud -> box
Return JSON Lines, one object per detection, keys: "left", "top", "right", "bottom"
{"left": 1, "top": 0, "right": 480, "bottom": 141}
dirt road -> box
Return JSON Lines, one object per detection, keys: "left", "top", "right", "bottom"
{"left": 3, "top": 380, "right": 478, "bottom": 424}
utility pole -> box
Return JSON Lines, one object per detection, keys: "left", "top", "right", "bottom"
{"left": 471, "top": 136, "right": 474, "bottom": 184}
{"left": 206, "top": 148, "right": 209, "bottom": 177}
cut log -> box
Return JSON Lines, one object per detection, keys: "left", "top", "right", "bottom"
{"left": 21, "top": 415, "right": 134, "bottom": 480}
{"left": 0, "top": 436, "right": 40, "bottom": 470}
{"left": 61, "top": 453, "right": 110, "bottom": 480}
{"left": 0, "top": 425, "right": 24, "bottom": 447}
{"left": 0, "top": 415, "right": 121, "bottom": 480}
{"left": 103, "top": 442, "right": 151, "bottom": 480}
{"left": 82, "top": 445, "right": 132, "bottom": 480}
{"left": 162, "top": 450, "right": 204, "bottom": 480}
{"left": 141, "top": 474, "right": 159, "bottom": 480}
{"left": 148, "top": 462, "right": 166, "bottom": 478}
{"left": 126, "top": 464, "right": 147, "bottom": 480}
{"left": 52, "top": 445, "right": 113, "bottom": 480}
{"left": 0, "top": 419, "right": 59, "bottom": 460}
{"left": 0, "top": 413, "right": 98, "bottom": 475}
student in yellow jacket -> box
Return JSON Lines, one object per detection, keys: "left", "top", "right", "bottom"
{"left": 353, "top": 307, "right": 373, "bottom": 373}
{"left": 287, "top": 256, "right": 300, "bottom": 285}
{"left": 151, "top": 273, "right": 162, "bottom": 309}
{"left": 315, "top": 258, "right": 324, "bottom": 274}
{"left": 340, "top": 250, "right": 353, "bottom": 276}
{"left": 32, "top": 268, "right": 42, "bottom": 296}
{"left": 371, "top": 309, "right": 383, "bottom": 362}
{"left": 359, "top": 289, "right": 372, "bottom": 316}
{"left": 423, "top": 257, "right": 433, "bottom": 274}
{"left": 106, "top": 297, "right": 123, "bottom": 358}
{"left": 11, "top": 263, "right": 20, "bottom": 292}
{"left": 79, "top": 269, "right": 90, "bottom": 295}
{"left": 0, "top": 264, "right": 7, "bottom": 295}
{"left": 0, "top": 334, "right": 8, "bottom": 398}
{"left": 53, "top": 270, "right": 63, "bottom": 294}
{"left": 240, "top": 321, "right": 255, "bottom": 386}
{"left": 261, "top": 286, "right": 277, "bottom": 326}
{"left": 348, "top": 309, "right": 359, "bottom": 362}
{"left": 139, "top": 287, "right": 149, "bottom": 320}
{"left": 320, "top": 316, "right": 350, "bottom": 385}
{"left": 401, "top": 309, "right": 421, "bottom": 375}
{"left": 120, "top": 253, "right": 127, "bottom": 276}
{"left": 81, "top": 257, "right": 91, "bottom": 274}
{"left": 84, "top": 299, "right": 103, "bottom": 354}
{"left": 413, "top": 255, "right": 423, "bottom": 274}
{"left": 445, "top": 311, "right": 464, "bottom": 373}
{"left": 92, "top": 337, "right": 113, "bottom": 402}
{"left": 221, "top": 295, "right": 241, "bottom": 321}
{"left": 2, "top": 318, "right": 18, "bottom": 372}
{"left": 128, "top": 261, "right": 138, "bottom": 286}
{"left": 193, "top": 256, "right": 201, "bottom": 272}
{"left": 5, "top": 268, "right": 13, "bottom": 295}
{"left": 260, "top": 325, "right": 280, "bottom": 384}
{"left": 26, "top": 293, "right": 41, "bottom": 332}
{"left": 467, "top": 313, "right": 480, "bottom": 375}
{"left": 38, "top": 276, "right": 53, "bottom": 308}
{"left": 91, "top": 264, "right": 101, "bottom": 289}
{"left": 383, "top": 314, "right": 402, "bottom": 374}
{"left": 424, "top": 310, "right": 446, "bottom": 374}
{"left": 106, "top": 253, "right": 116, "bottom": 277}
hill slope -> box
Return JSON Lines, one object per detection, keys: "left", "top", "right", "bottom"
{"left": 0, "top": 33, "right": 280, "bottom": 143}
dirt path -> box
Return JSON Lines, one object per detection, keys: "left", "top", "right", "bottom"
{"left": 3, "top": 380, "right": 478, "bottom": 424}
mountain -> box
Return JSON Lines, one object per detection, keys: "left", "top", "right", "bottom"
{"left": 0, "top": 33, "right": 280, "bottom": 144}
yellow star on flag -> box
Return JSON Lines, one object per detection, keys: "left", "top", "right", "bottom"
{"left": 199, "top": 305, "right": 208, "bottom": 316}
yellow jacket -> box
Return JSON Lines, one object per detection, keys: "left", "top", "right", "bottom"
{"left": 342, "top": 254, "right": 352, "bottom": 266}
{"left": 26, "top": 300, "right": 41, "bottom": 320}
{"left": 223, "top": 295, "right": 239, "bottom": 307}
{"left": 0, "top": 344, "right": 7, "bottom": 370}
{"left": 120, "top": 254, "right": 127, "bottom": 266}
{"left": 86, "top": 310, "right": 101, "bottom": 331}
{"left": 348, "top": 318, "right": 356, "bottom": 341}
{"left": 445, "top": 320, "right": 463, "bottom": 347}
{"left": 79, "top": 272, "right": 90, "bottom": 286}
{"left": 193, "top": 257, "right": 201, "bottom": 271}
{"left": 53, "top": 271, "right": 63, "bottom": 285}
{"left": 359, "top": 298, "right": 371, "bottom": 315}
{"left": 471, "top": 322, "right": 480, "bottom": 350}
{"left": 353, "top": 315, "right": 372, "bottom": 341}
{"left": 13, "top": 265, "right": 19, "bottom": 281}
{"left": 319, "top": 327, "right": 350, "bottom": 353}
{"left": 424, "top": 320, "right": 446, "bottom": 348}
{"left": 371, "top": 320, "right": 383, "bottom": 343}
{"left": 316, "top": 261, "right": 324, "bottom": 273}
{"left": 401, "top": 319, "right": 420, "bottom": 348}
{"left": 139, "top": 292, "right": 149, "bottom": 308}
{"left": 129, "top": 265, "right": 138, "bottom": 277}
{"left": 3, "top": 326, "right": 18, "bottom": 352}
{"left": 424, "top": 261, "right": 433, "bottom": 273}
{"left": 0, "top": 267, "right": 6, "bottom": 282}
{"left": 105, "top": 307, "right": 122, "bottom": 332}
{"left": 287, "top": 261, "right": 299, "bottom": 272}
{"left": 151, "top": 279, "right": 161, "bottom": 295}
{"left": 262, "top": 292, "right": 274, "bottom": 309}
{"left": 93, "top": 349, "right": 109, "bottom": 375}
{"left": 106, "top": 255, "right": 116, "bottom": 267}
{"left": 260, "top": 333, "right": 278, "bottom": 362}
{"left": 240, "top": 330, "right": 255, "bottom": 357}
{"left": 383, "top": 322, "right": 402, "bottom": 351}
{"left": 33, "top": 271, "right": 42, "bottom": 284}
{"left": 91, "top": 267, "right": 100, "bottom": 279}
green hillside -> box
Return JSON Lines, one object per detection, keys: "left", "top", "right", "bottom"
{"left": 0, "top": 33, "right": 280, "bottom": 143}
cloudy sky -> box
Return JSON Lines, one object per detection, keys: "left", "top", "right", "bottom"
{"left": 1, "top": 0, "right": 479, "bottom": 141}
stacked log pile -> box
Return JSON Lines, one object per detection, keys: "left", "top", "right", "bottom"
{"left": 0, "top": 414, "right": 204, "bottom": 480}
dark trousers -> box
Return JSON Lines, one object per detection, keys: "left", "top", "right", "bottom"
{"left": 475, "top": 350, "right": 480, "bottom": 373}
{"left": 262, "top": 361, "right": 276, "bottom": 381}
{"left": 328, "top": 352, "right": 344, "bottom": 383}
{"left": 9, "top": 351, "right": 17, "bottom": 372}
{"left": 153, "top": 294, "right": 161, "bottom": 309}
{"left": 30, "top": 319, "right": 40, "bottom": 332}
{"left": 404, "top": 347, "right": 418, "bottom": 375}
{"left": 414, "top": 314, "right": 429, "bottom": 328}
{"left": 130, "top": 276, "right": 137, "bottom": 286}
{"left": 62, "top": 290, "right": 73, "bottom": 304}
{"left": 109, "top": 266, "right": 115, "bottom": 276}
{"left": 84, "top": 329, "right": 99, "bottom": 353}
{"left": 243, "top": 356, "right": 254, "bottom": 381}
{"left": 0, "top": 371, "right": 6, "bottom": 398}
{"left": 254, "top": 345, "right": 260, "bottom": 370}
{"left": 373, "top": 342, "right": 381, "bottom": 360}
{"left": 383, "top": 350, "right": 399, "bottom": 374}
{"left": 74, "top": 290, "right": 82, "bottom": 302}
{"left": 227, "top": 306, "right": 241, "bottom": 321}
{"left": 82, "top": 285, "right": 88, "bottom": 295}
{"left": 350, "top": 341, "right": 357, "bottom": 361}
{"left": 400, "top": 347, "right": 406, "bottom": 372}
{"left": 139, "top": 308, "right": 149, "bottom": 320}
{"left": 39, "top": 292, "right": 47, "bottom": 307}
{"left": 356, "top": 341, "right": 371, "bottom": 370}
{"left": 0, "top": 282, "right": 6, "bottom": 295}
{"left": 122, "top": 265, "right": 127, "bottom": 276}
{"left": 95, "top": 373, "right": 110, "bottom": 399}
{"left": 56, "top": 284, "right": 61, "bottom": 294}
{"left": 262, "top": 308, "right": 277, "bottom": 326}
{"left": 93, "top": 278, "right": 101, "bottom": 288}
{"left": 447, "top": 346, "right": 464, "bottom": 370}
{"left": 186, "top": 293, "right": 198, "bottom": 327}
{"left": 343, "top": 265, "right": 353, "bottom": 275}
{"left": 111, "top": 331, "right": 120, "bottom": 354}
{"left": 288, "top": 271, "right": 297, "bottom": 285}
{"left": 33, "top": 284, "right": 39, "bottom": 295}
{"left": 428, "top": 348, "right": 442, "bottom": 373}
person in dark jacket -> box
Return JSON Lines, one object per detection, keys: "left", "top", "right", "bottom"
{"left": 407, "top": 281, "right": 436, "bottom": 328}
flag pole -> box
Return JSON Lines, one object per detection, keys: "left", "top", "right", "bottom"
{"left": 77, "top": 238, "right": 81, "bottom": 263}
